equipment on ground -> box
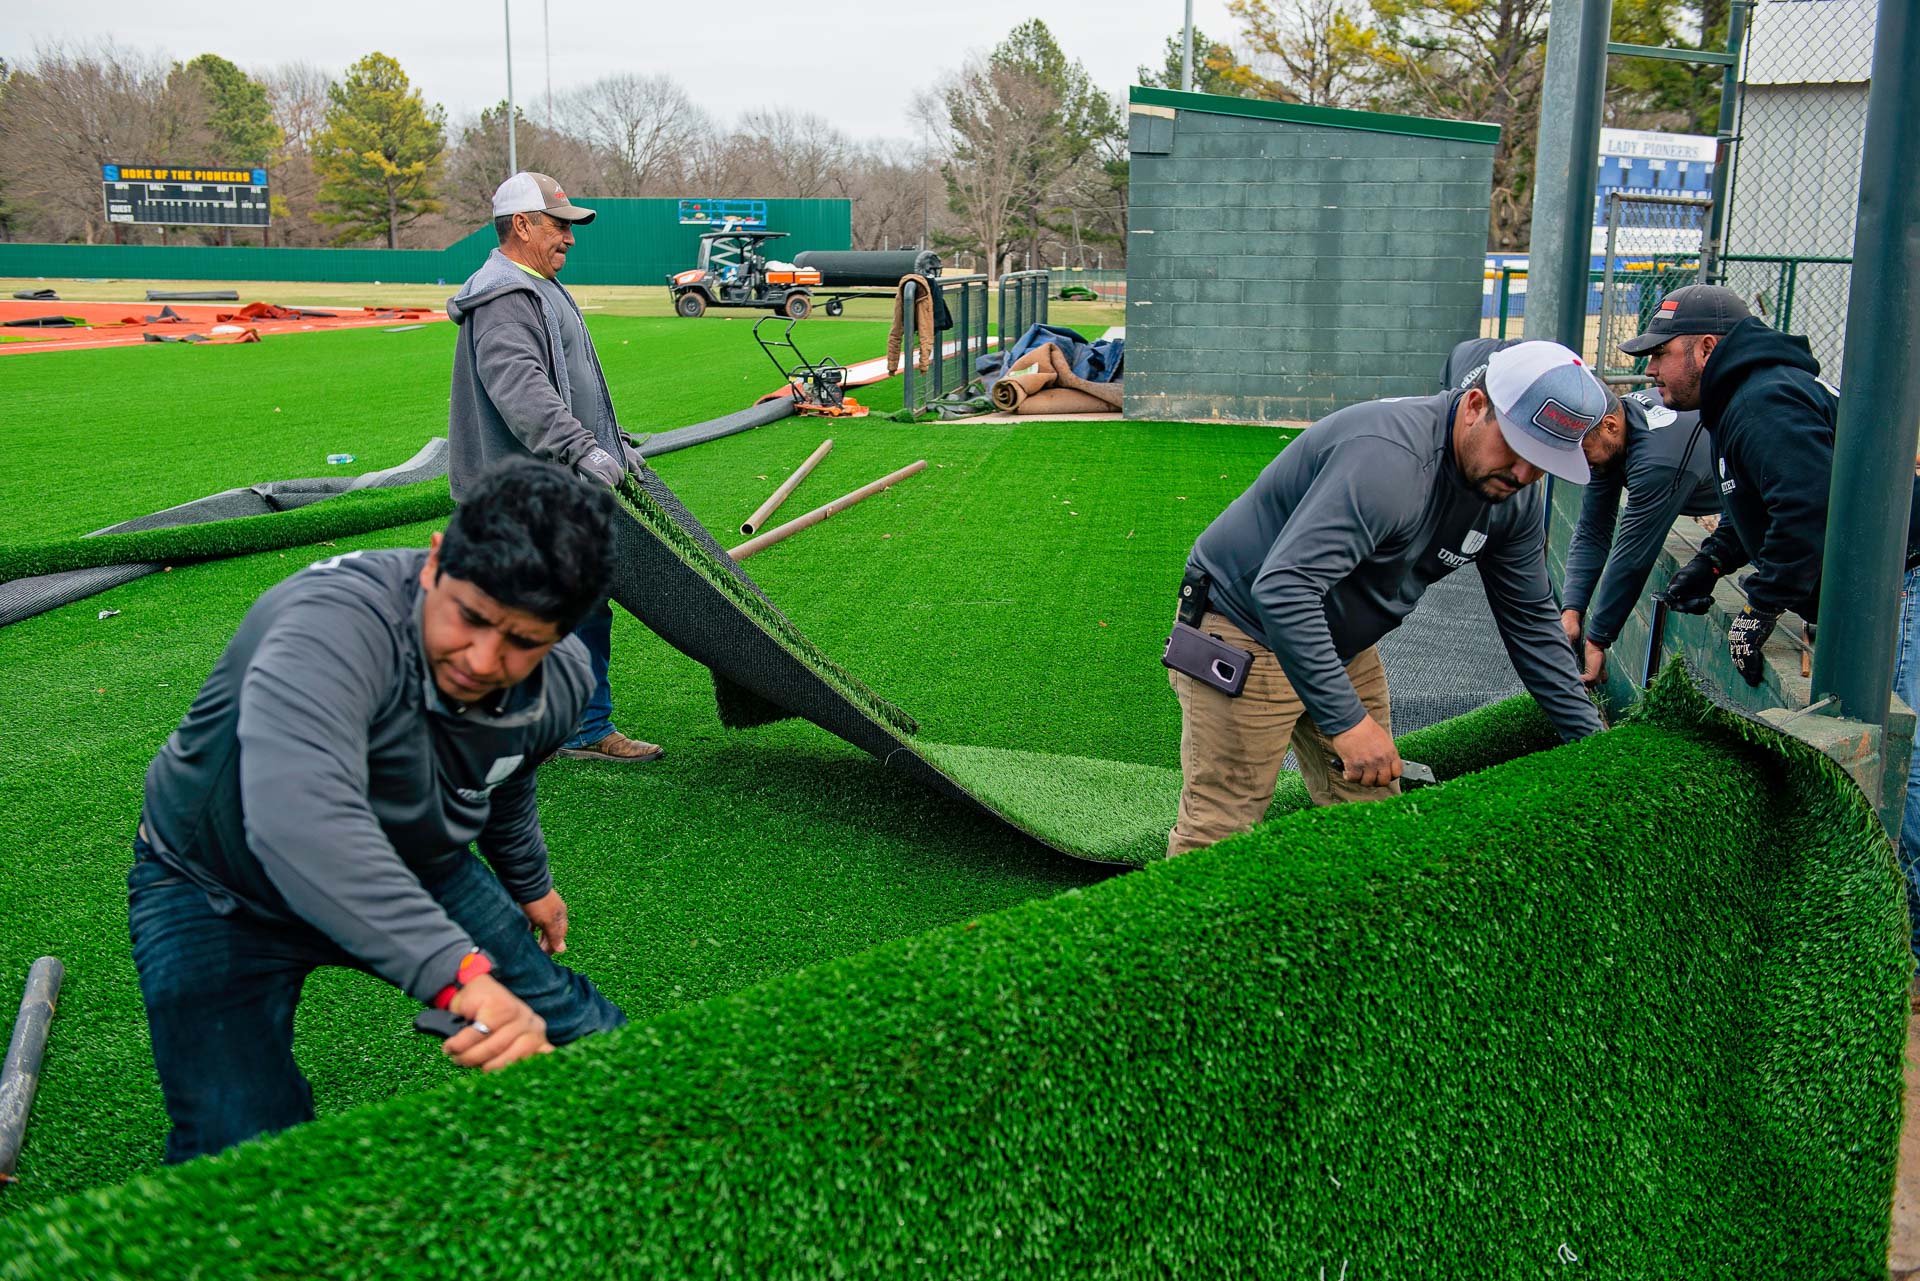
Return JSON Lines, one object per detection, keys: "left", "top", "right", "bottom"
{"left": 667, "top": 228, "right": 822, "bottom": 319}
{"left": 1327, "top": 758, "right": 1438, "bottom": 790}
{"left": 0, "top": 956, "right": 66, "bottom": 1186}
{"left": 753, "top": 317, "right": 868, "bottom": 418}
{"left": 730, "top": 460, "right": 928, "bottom": 561}
{"left": 743, "top": 438, "right": 835, "bottom": 537}
{"left": 413, "top": 1009, "right": 472, "bottom": 1040}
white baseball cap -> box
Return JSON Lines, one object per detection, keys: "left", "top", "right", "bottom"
{"left": 1484, "top": 341, "right": 1608, "bottom": 485}
{"left": 491, "top": 172, "right": 596, "bottom": 224}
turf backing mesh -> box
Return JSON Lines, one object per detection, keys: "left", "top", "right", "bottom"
{"left": 605, "top": 465, "right": 1566, "bottom": 866}
{"left": 0, "top": 441, "right": 451, "bottom": 628}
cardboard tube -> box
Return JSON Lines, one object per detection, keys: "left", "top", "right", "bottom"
{"left": 730, "top": 460, "right": 927, "bottom": 561}
{"left": 741, "top": 438, "right": 834, "bottom": 536}
{"left": 0, "top": 956, "right": 64, "bottom": 1185}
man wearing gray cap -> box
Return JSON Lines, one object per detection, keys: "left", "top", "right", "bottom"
{"left": 446, "top": 172, "right": 664, "bottom": 764}
{"left": 1164, "top": 341, "right": 1609, "bottom": 857}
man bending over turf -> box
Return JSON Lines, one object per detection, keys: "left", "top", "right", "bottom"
{"left": 129, "top": 460, "right": 627, "bottom": 1162}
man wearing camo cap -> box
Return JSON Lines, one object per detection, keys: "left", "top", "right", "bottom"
{"left": 446, "top": 172, "right": 664, "bottom": 764}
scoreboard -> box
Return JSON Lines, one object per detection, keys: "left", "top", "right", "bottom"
{"left": 102, "top": 164, "right": 271, "bottom": 228}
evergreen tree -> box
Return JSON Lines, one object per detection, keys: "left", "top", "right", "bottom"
{"left": 181, "top": 53, "right": 280, "bottom": 163}
{"left": 312, "top": 52, "right": 446, "bottom": 248}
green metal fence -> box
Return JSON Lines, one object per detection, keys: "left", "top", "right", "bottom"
{"left": 996, "top": 270, "right": 1051, "bottom": 348}
{"left": 901, "top": 275, "right": 991, "bottom": 412}
{"left": 0, "top": 198, "right": 852, "bottom": 287}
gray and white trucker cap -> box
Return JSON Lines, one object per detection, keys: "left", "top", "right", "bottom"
{"left": 1484, "top": 341, "right": 1607, "bottom": 485}
{"left": 491, "top": 172, "right": 596, "bottom": 224}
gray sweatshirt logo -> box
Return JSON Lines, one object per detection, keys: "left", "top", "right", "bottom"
{"left": 457, "top": 754, "right": 525, "bottom": 803}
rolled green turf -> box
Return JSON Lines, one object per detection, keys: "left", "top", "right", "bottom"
{"left": 0, "top": 416, "right": 1305, "bottom": 1209}
{"left": 0, "top": 666, "right": 1901, "bottom": 1278}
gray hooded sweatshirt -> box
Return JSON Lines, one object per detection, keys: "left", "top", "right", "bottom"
{"left": 446, "top": 249, "right": 628, "bottom": 498}
{"left": 139, "top": 547, "right": 592, "bottom": 1002}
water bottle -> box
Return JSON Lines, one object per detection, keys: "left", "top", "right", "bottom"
{"left": 326, "top": 453, "right": 356, "bottom": 465}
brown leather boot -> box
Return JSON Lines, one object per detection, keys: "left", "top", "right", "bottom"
{"left": 554, "top": 731, "right": 665, "bottom": 763}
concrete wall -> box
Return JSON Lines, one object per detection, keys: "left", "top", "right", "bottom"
{"left": 1124, "top": 87, "right": 1498, "bottom": 424}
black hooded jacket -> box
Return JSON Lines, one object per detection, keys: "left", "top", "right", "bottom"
{"left": 1696, "top": 318, "right": 1840, "bottom": 617}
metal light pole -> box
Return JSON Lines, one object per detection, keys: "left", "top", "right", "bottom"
{"left": 1811, "top": 0, "right": 1920, "bottom": 729}
{"left": 1702, "top": 1, "right": 1750, "bottom": 283}
{"left": 1524, "top": 0, "right": 1612, "bottom": 354}
{"left": 544, "top": 0, "right": 554, "bottom": 130}
{"left": 1182, "top": 0, "right": 1195, "bottom": 92}
{"left": 504, "top": 0, "right": 518, "bottom": 177}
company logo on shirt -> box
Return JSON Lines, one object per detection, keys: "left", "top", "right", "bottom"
{"left": 1436, "top": 530, "right": 1488, "bottom": 569}
{"left": 1719, "top": 457, "right": 1737, "bottom": 495}
{"left": 456, "top": 754, "right": 525, "bottom": 804}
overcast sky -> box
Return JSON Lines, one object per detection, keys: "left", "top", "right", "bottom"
{"left": 13, "top": 0, "right": 1242, "bottom": 144}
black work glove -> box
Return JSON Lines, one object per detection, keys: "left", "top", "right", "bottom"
{"left": 1663, "top": 553, "right": 1722, "bottom": 614}
{"left": 576, "top": 445, "right": 625, "bottom": 489}
{"left": 1728, "top": 606, "right": 1777, "bottom": 687}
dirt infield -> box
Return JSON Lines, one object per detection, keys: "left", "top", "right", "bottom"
{"left": 0, "top": 298, "right": 444, "bottom": 355}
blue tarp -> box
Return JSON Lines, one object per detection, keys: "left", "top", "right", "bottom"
{"left": 979, "top": 324, "right": 1124, "bottom": 385}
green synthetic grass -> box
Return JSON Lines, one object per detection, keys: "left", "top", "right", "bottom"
{"left": 0, "top": 414, "right": 1321, "bottom": 1211}
{"left": 0, "top": 479, "right": 453, "bottom": 580}
{"left": 0, "top": 667, "right": 1901, "bottom": 1279}
{"left": 3, "top": 314, "right": 901, "bottom": 542}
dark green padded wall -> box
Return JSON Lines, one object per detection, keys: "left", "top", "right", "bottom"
{"left": 1124, "top": 87, "right": 1498, "bottom": 423}
{"left": 0, "top": 199, "right": 851, "bottom": 287}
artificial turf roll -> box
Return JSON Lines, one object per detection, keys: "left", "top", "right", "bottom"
{"left": 0, "top": 665, "right": 1901, "bottom": 1279}
{"left": 0, "top": 480, "right": 454, "bottom": 583}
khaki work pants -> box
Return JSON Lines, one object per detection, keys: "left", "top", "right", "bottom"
{"left": 1167, "top": 611, "right": 1397, "bottom": 859}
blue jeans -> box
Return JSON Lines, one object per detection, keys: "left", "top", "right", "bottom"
{"left": 128, "top": 838, "right": 625, "bottom": 1163}
{"left": 1895, "top": 566, "right": 1920, "bottom": 960}
{"left": 562, "top": 599, "right": 617, "bottom": 748}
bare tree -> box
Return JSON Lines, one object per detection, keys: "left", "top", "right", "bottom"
{"left": 735, "top": 107, "right": 848, "bottom": 198}
{"left": 833, "top": 143, "right": 938, "bottom": 250}
{"left": 919, "top": 56, "right": 1061, "bottom": 280}
{"left": 682, "top": 126, "right": 760, "bottom": 195}
{"left": 0, "top": 41, "right": 214, "bottom": 243}
{"left": 258, "top": 61, "right": 333, "bottom": 246}
{"left": 442, "top": 103, "right": 599, "bottom": 227}
{"left": 562, "top": 72, "right": 705, "bottom": 196}
{"left": 1228, "top": 0, "right": 1383, "bottom": 108}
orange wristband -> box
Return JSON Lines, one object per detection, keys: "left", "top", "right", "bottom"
{"left": 430, "top": 949, "right": 493, "bottom": 1010}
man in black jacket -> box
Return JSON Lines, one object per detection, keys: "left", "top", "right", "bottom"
{"left": 1624, "top": 284, "right": 1920, "bottom": 958}
{"left": 1622, "top": 286, "right": 1833, "bottom": 684}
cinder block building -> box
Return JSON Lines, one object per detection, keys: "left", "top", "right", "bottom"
{"left": 1124, "top": 87, "right": 1498, "bottom": 424}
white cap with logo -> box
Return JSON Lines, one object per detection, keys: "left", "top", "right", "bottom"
{"left": 491, "top": 172, "right": 596, "bottom": 224}
{"left": 1484, "top": 341, "right": 1608, "bottom": 485}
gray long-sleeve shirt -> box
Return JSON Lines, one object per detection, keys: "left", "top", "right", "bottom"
{"left": 446, "top": 249, "right": 628, "bottom": 500}
{"left": 1187, "top": 391, "right": 1603, "bottom": 742}
{"left": 1561, "top": 388, "right": 1718, "bottom": 648}
{"left": 140, "top": 548, "right": 592, "bottom": 1002}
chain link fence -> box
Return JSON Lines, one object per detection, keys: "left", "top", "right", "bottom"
{"left": 1596, "top": 193, "right": 1711, "bottom": 381}
{"left": 1720, "top": 0, "right": 1877, "bottom": 380}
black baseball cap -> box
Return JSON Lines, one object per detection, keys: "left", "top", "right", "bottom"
{"left": 1619, "top": 284, "right": 1751, "bottom": 355}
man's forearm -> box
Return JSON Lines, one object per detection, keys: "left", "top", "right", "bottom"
{"left": 1587, "top": 471, "right": 1691, "bottom": 645}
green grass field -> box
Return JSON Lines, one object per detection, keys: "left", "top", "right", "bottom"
{"left": 0, "top": 313, "right": 1269, "bottom": 1210}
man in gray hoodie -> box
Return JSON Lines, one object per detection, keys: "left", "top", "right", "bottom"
{"left": 446, "top": 171, "right": 662, "bottom": 763}
{"left": 131, "top": 461, "right": 627, "bottom": 1162}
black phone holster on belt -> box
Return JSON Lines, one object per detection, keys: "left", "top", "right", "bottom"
{"left": 1164, "top": 570, "right": 1254, "bottom": 697}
